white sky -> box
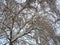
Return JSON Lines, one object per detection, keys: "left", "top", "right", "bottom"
{"left": 15, "top": 0, "right": 26, "bottom": 3}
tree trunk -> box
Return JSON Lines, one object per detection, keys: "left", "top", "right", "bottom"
{"left": 9, "top": 29, "right": 13, "bottom": 45}
{"left": 9, "top": 17, "right": 14, "bottom": 45}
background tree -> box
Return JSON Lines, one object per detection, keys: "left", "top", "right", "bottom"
{"left": 0, "top": 0, "right": 60, "bottom": 45}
